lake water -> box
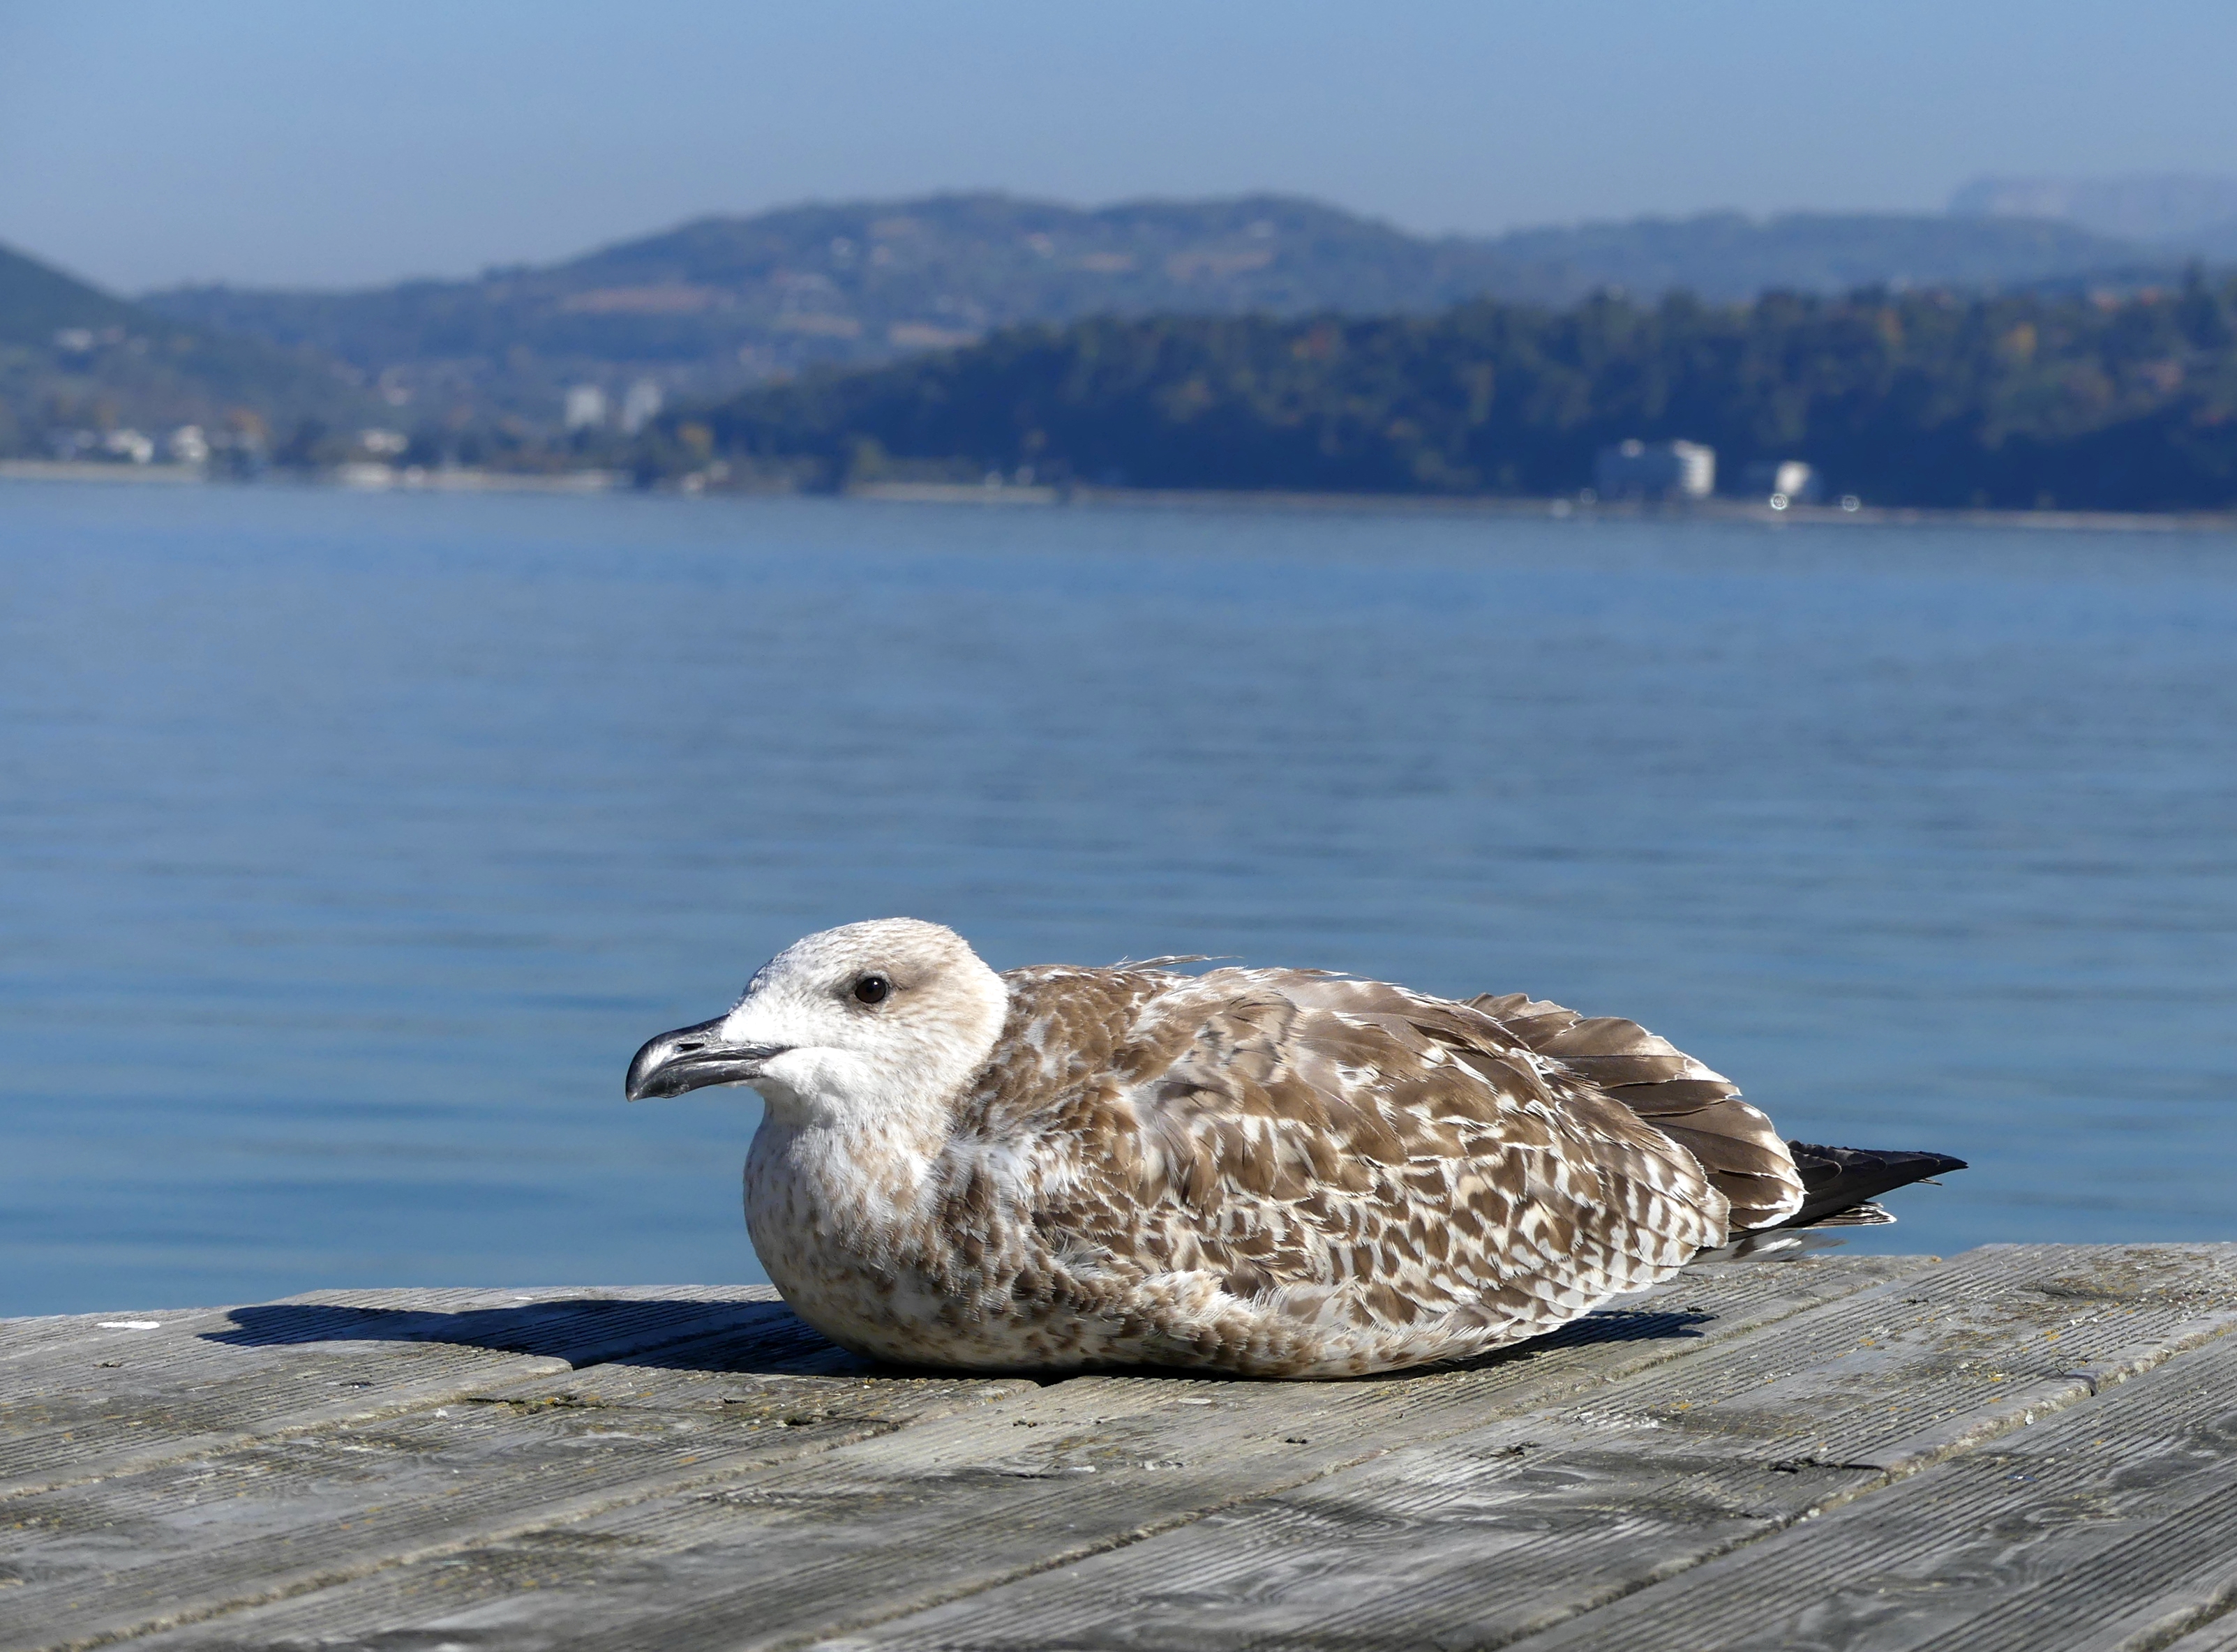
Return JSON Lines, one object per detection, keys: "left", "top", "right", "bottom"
{"left": 5, "top": 482, "right": 2235, "bottom": 1318}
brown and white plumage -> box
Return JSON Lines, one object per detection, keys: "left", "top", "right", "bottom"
{"left": 625, "top": 919, "right": 1959, "bottom": 1378}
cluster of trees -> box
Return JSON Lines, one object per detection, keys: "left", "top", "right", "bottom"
{"left": 691, "top": 277, "right": 2237, "bottom": 511}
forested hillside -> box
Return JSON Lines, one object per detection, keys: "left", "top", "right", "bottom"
{"left": 691, "top": 278, "right": 2237, "bottom": 511}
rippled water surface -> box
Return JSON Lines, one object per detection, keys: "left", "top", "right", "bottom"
{"left": 5, "top": 482, "right": 2234, "bottom": 1316}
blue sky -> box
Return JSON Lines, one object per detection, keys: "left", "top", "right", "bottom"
{"left": 4, "top": 1, "right": 2234, "bottom": 293}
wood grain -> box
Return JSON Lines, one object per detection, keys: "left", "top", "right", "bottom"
{"left": 0, "top": 1286, "right": 787, "bottom": 1499}
{"left": 814, "top": 1244, "right": 2237, "bottom": 1651}
{"left": 6, "top": 1247, "right": 2232, "bottom": 1652}
{"left": 59, "top": 1256, "right": 1912, "bottom": 1651}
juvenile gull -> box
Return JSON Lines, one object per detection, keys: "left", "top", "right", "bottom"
{"left": 626, "top": 919, "right": 1963, "bottom": 1377}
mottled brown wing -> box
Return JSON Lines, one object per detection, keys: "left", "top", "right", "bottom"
{"left": 978, "top": 966, "right": 1733, "bottom": 1362}
{"left": 1469, "top": 993, "right": 1805, "bottom": 1231}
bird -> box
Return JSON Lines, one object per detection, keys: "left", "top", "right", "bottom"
{"left": 625, "top": 918, "right": 1963, "bottom": 1378}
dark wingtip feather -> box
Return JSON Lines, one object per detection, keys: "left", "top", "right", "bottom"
{"left": 1770, "top": 1141, "right": 1967, "bottom": 1231}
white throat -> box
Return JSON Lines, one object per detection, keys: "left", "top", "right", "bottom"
{"left": 740, "top": 973, "right": 1005, "bottom": 1330}
{"left": 748, "top": 1043, "right": 975, "bottom": 1136}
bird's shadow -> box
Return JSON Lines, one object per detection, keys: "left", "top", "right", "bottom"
{"left": 201, "top": 1297, "right": 862, "bottom": 1376}
{"left": 200, "top": 1296, "right": 1716, "bottom": 1383}
{"left": 1413, "top": 1305, "right": 1716, "bottom": 1380}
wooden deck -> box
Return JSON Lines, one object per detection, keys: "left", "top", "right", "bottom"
{"left": 6, "top": 1242, "right": 2236, "bottom": 1651}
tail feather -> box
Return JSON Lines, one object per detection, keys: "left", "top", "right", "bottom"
{"left": 1773, "top": 1142, "right": 1967, "bottom": 1230}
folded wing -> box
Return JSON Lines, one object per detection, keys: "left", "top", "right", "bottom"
{"left": 1469, "top": 993, "right": 1808, "bottom": 1231}
{"left": 975, "top": 966, "right": 1741, "bottom": 1367}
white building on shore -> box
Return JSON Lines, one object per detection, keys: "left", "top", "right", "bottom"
{"left": 620, "top": 379, "right": 664, "bottom": 435}
{"left": 564, "top": 384, "right": 609, "bottom": 432}
{"left": 1594, "top": 439, "right": 1715, "bottom": 501}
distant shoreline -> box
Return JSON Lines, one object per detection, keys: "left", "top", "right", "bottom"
{"left": 0, "top": 460, "right": 619, "bottom": 495}
{"left": 8, "top": 460, "right": 2237, "bottom": 534}
{"left": 839, "top": 480, "right": 2237, "bottom": 535}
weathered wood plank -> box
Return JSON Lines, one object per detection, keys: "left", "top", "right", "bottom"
{"left": 0, "top": 1311, "right": 1038, "bottom": 1652}
{"left": 41, "top": 1249, "right": 2237, "bottom": 1652}
{"left": 85, "top": 1256, "right": 1924, "bottom": 1652}
{"left": 2166, "top": 1607, "right": 2237, "bottom": 1652}
{"left": 799, "top": 1243, "right": 2237, "bottom": 1651}
{"left": 0, "top": 1286, "right": 787, "bottom": 1499}
{"left": 1504, "top": 1316, "right": 2237, "bottom": 1652}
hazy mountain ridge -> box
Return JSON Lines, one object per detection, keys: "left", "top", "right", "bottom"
{"left": 137, "top": 192, "right": 2185, "bottom": 430}
{"left": 1952, "top": 172, "right": 2237, "bottom": 250}
{"left": 139, "top": 195, "right": 1563, "bottom": 419}
{"left": 1490, "top": 211, "right": 2141, "bottom": 299}
{"left": 9, "top": 187, "right": 2229, "bottom": 465}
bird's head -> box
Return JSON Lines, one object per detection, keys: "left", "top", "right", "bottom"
{"left": 624, "top": 918, "right": 1008, "bottom": 1127}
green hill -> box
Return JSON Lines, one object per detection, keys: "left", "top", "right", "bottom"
{"left": 0, "top": 242, "right": 371, "bottom": 462}
{"left": 0, "top": 242, "right": 143, "bottom": 343}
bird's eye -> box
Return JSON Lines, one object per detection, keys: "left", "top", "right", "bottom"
{"left": 852, "top": 974, "right": 892, "bottom": 1005}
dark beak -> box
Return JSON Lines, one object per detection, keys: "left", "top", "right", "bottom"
{"left": 624, "top": 1016, "right": 788, "bottom": 1101}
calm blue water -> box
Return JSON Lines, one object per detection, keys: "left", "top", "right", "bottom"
{"left": 4, "top": 482, "right": 2234, "bottom": 1317}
